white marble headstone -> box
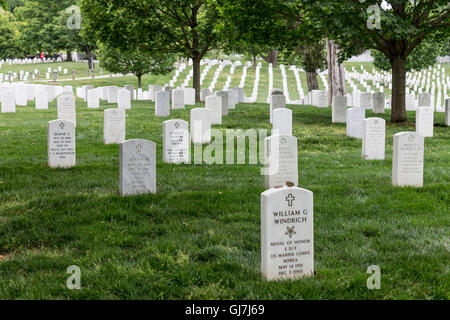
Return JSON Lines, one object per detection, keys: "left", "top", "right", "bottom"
{"left": 332, "top": 95, "right": 347, "bottom": 123}
{"left": 155, "top": 91, "right": 170, "bottom": 117}
{"left": 273, "top": 108, "right": 292, "bottom": 136}
{"left": 359, "top": 92, "right": 372, "bottom": 110}
{"left": 48, "top": 120, "right": 76, "bottom": 168}
{"left": 270, "top": 95, "right": 286, "bottom": 124}
{"left": 264, "top": 135, "right": 298, "bottom": 189}
{"left": 120, "top": 139, "right": 156, "bottom": 196}
{"left": 362, "top": 118, "right": 385, "bottom": 160}
{"left": 104, "top": 108, "right": 126, "bottom": 145}
{"left": 57, "top": 95, "right": 76, "bottom": 126}
{"left": 184, "top": 88, "right": 196, "bottom": 105}
{"left": 163, "top": 120, "right": 190, "bottom": 164}
{"left": 1, "top": 91, "right": 15, "bottom": 113}
{"left": 261, "top": 186, "right": 314, "bottom": 281}
{"left": 372, "top": 92, "right": 385, "bottom": 114}
{"left": 87, "top": 89, "right": 100, "bottom": 109}
{"left": 107, "top": 86, "right": 119, "bottom": 104}
{"left": 346, "top": 107, "right": 365, "bottom": 139}
{"left": 190, "top": 108, "right": 211, "bottom": 145}
{"left": 172, "top": 89, "right": 185, "bottom": 110}
{"left": 206, "top": 95, "right": 222, "bottom": 125}
{"left": 392, "top": 132, "right": 424, "bottom": 187}
{"left": 216, "top": 91, "right": 229, "bottom": 116}
{"left": 118, "top": 89, "right": 131, "bottom": 110}
{"left": 35, "top": 90, "right": 48, "bottom": 110}
{"left": 416, "top": 106, "right": 433, "bottom": 137}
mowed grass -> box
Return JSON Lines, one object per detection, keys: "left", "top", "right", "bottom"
{"left": 0, "top": 94, "right": 449, "bottom": 299}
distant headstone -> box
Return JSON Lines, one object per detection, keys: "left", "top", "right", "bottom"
{"left": 406, "top": 94, "right": 416, "bottom": 111}
{"left": 184, "top": 88, "right": 196, "bottom": 105}
{"left": 104, "top": 108, "right": 126, "bottom": 145}
{"left": 57, "top": 95, "right": 76, "bottom": 126}
{"left": 273, "top": 108, "right": 292, "bottom": 136}
{"left": 190, "top": 108, "right": 211, "bottom": 145}
{"left": 346, "top": 107, "right": 365, "bottom": 139}
{"left": 172, "top": 89, "right": 185, "bottom": 109}
{"left": 392, "top": 132, "right": 424, "bottom": 187}
{"left": 87, "top": 89, "right": 100, "bottom": 109}
{"left": 216, "top": 91, "right": 229, "bottom": 116}
{"left": 107, "top": 86, "right": 119, "bottom": 104}
{"left": 317, "top": 91, "right": 328, "bottom": 108}
{"left": 124, "top": 85, "right": 135, "bottom": 100}
{"left": 332, "top": 95, "right": 347, "bottom": 123}
{"left": 445, "top": 99, "right": 450, "bottom": 126}
{"left": 206, "top": 95, "right": 222, "bottom": 125}
{"left": 416, "top": 106, "right": 434, "bottom": 137}
{"left": 47, "top": 120, "right": 76, "bottom": 168}
{"left": 372, "top": 92, "right": 385, "bottom": 114}
{"left": 418, "top": 93, "right": 431, "bottom": 107}
{"left": 84, "top": 85, "right": 94, "bottom": 102}
{"left": 227, "top": 88, "right": 238, "bottom": 110}
{"left": 261, "top": 186, "right": 314, "bottom": 281}
{"left": 270, "top": 94, "right": 286, "bottom": 124}
{"left": 359, "top": 92, "right": 372, "bottom": 109}
{"left": 264, "top": 135, "right": 298, "bottom": 189}
{"left": 120, "top": 139, "right": 156, "bottom": 196}
{"left": 362, "top": 118, "right": 385, "bottom": 160}
{"left": 1, "top": 91, "right": 15, "bottom": 113}
{"left": 35, "top": 90, "right": 48, "bottom": 110}
{"left": 118, "top": 89, "right": 131, "bottom": 110}
{"left": 163, "top": 120, "right": 190, "bottom": 164}
{"left": 155, "top": 91, "right": 170, "bottom": 117}
{"left": 237, "top": 88, "right": 245, "bottom": 103}
{"left": 200, "top": 88, "right": 212, "bottom": 101}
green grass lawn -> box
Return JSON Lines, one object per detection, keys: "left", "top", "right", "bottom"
{"left": 0, "top": 96, "right": 448, "bottom": 299}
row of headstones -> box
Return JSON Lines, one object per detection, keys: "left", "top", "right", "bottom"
{"left": 258, "top": 92, "right": 450, "bottom": 280}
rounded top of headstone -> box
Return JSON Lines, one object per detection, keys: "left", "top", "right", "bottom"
{"left": 271, "top": 89, "right": 283, "bottom": 96}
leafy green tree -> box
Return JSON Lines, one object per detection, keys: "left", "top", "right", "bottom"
{"left": 98, "top": 45, "right": 176, "bottom": 88}
{"left": 81, "top": 0, "right": 222, "bottom": 102}
{"left": 0, "top": 8, "right": 20, "bottom": 59}
{"left": 299, "top": 0, "right": 450, "bottom": 122}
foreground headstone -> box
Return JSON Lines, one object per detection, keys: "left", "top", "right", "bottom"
{"left": 332, "top": 95, "right": 347, "bottom": 123}
{"left": 163, "top": 120, "right": 190, "bottom": 164}
{"left": 372, "top": 92, "right": 385, "bottom": 114}
{"left": 48, "top": 120, "right": 76, "bottom": 168}
{"left": 416, "top": 106, "right": 434, "bottom": 137}
{"left": 172, "top": 89, "right": 185, "bottom": 109}
{"left": 206, "top": 95, "right": 222, "bottom": 125}
{"left": 155, "top": 91, "right": 170, "bottom": 117}
{"left": 362, "top": 118, "right": 385, "bottom": 160}
{"left": 57, "top": 95, "right": 76, "bottom": 127}
{"left": 273, "top": 108, "right": 292, "bottom": 136}
{"left": 104, "top": 108, "right": 126, "bottom": 145}
{"left": 120, "top": 139, "right": 156, "bottom": 196}
{"left": 191, "top": 108, "right": 211, "bottom": 144}
{"left": 261, "top": 186, "right": 314, "bottom": 281}
{"left": 118, "top": 89, "right": 131, "bottom": 110}
{"left": 346, "top": 107, "right": 365, "bottom": 139}
{"left": 264, "top": 135, "right": 298, "bottom": 189}
{"left": 392, "top": 132, "right": 424, "bottom": 187}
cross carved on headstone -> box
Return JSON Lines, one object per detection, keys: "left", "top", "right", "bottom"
{"left": 286, "top": 194, "right": 295, "bottom": 206}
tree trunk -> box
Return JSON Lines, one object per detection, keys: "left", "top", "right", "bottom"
{"left": 193, "top": 55, "right": 201, "bottom": 102}
{"left": 391, "top": 55, "right": 407, "bottom": 122}
{"left": 306, "top": 72, "right": 319, "bottom": 92}
{"left": 137, "top": 74, "right": 142, "bottom": 89}
{"left": 326, "top": 39, "right": 347, "bottom": 105}
{"left": 253, "top": 54, "right": 257, "bottom": 70}
{"left": 67, "top": 49, "right": 72, "bottom": 62}
{"left": 261, "top": 49, "right": 279, "bottom": 68}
